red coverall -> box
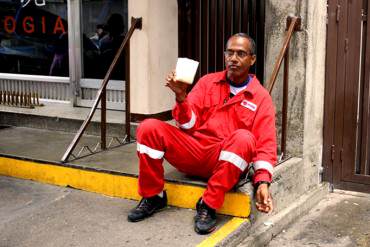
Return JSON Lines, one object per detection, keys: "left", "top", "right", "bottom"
{"left": 136, "top": 71, "right": 277, "bottom": 210}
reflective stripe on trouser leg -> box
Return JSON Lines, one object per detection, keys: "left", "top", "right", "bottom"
{"left": 136, "top": 119, "right": 167, "bottom": 198}
{"left": 202, "top": 160, "right": 244, "bottom": 209}
{"left": 136, "top": 118, "right": 216, "bottom": 197}
{"left": 202, "top": 129, "right": 256, "bottom": 209}
{"left": 137, "top": 152, "right": 165, "bottom": 198}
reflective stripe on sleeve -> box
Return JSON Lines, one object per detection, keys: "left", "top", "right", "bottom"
{"left": 178, "top": 111, "right": 196, "bottom": 129}
{"left": 253, "top": 160, "right": 274, "bottom": 175}
{"left": 137, "top": 143, "right": 165, "bottom": 159}
{"left": 219, "top": 151, "right": 248, "bottom": 171}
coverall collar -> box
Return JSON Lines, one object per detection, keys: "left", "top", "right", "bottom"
{"left": 216, "top": 70, "right": 259, "bottom": 96}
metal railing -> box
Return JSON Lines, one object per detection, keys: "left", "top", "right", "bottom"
{"left": 266, "top": 15, "right": 301, "bottom": 161}
{"left": 61, "top": 17, "right": 142, "bottom": 163}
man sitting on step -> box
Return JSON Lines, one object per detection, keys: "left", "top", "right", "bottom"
{"left": 127, "top": 33, "right": 276, "bottom": 235}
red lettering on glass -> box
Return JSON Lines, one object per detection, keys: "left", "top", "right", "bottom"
{"left": 41, "top": 16, "right": 46, "bottom": 33}
{"left": 4, "top": 16, "right": 16, "bottom": 33}
{"left": 53, "top": 16, "right": 65, "bottom": 34}
{"left": 23, "top": 16, "right": 35, "bottom": 34}
{"left": 2, "top": 16, "right": 66, "bottom": 34}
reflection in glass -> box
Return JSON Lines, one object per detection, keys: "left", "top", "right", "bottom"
{"left": 81, "top": 0, "right": 128, "bottom": 80}
{"left": 0, "top": 0, "right": 68, "bottom": 76}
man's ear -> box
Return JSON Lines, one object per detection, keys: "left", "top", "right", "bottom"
{"left": 250, "top": 55, "right": 257, "bottom": 66}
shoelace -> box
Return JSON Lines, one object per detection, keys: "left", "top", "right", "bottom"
{"left": 137, "top": 198, "right": 154, "bottom": 211}
{"left": 197, "top": 208, "right": 210, "bottom": 221}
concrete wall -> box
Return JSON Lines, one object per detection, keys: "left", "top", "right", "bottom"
{"left": 264, "top": 0, "right": 326, "bottom": 189}
{"left": 303, "top": 0, "right": 327, "bottom": 190}
{"left": 264, "top": 0, "right": 306, "bottom": 157}
{"left": 129, "top": 0, "right": 178, "bottom": 115}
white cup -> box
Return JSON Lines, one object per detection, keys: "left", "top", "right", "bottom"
{"left": 175, "top": 58, "right": 199, "bottom": 84}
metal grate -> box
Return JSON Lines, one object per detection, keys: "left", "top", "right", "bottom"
{"left": 0, "top": 79, "right": 70, "bottom": 101}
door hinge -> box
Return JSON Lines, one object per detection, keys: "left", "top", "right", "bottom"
{"left": 331, "top": 145, "right": 335, "bottom": 161}
{"left": 340, "top": 148, "right": 343, "bottom": 161}
{"left": 345, "top": 38, "right": 349, "bottom": 52}
{"left": 362, "top": 9, "right": 367, "bottom": 21}
{"left": 336, "top": 4, "right": 341, "bottom": 22}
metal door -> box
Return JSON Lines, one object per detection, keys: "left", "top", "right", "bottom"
{"left": 324, "top": 0, "right": 370, "bottom": 192}
{"left": 177, "top": 0, "right": 265, "bottom": 83}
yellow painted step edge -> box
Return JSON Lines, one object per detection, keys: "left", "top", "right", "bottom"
{"left": 0, "top": 156, "right": 250, "bottom": 217}
{"left": 197, "top": 217, "right": 249, "bottom": 247}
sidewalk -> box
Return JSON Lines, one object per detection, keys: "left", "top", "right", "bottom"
{"left": 267, "top": 191, "right": 370, "bottom": 247}
{"left": 0, "top": 175, "right": 230, "bottom": 247}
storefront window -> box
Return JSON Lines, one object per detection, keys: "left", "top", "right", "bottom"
{"left": 81, "top": 0, "right": 128, "bottom": 80}
{"left": 0, "top": 0, "right": 68, "bottom": 76}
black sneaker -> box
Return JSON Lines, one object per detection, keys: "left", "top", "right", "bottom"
{"left": 194, "top": 198, "right": 217, "bottom": 234}
{"left": 127, "top": 191, "right": 167, "bottom": 222}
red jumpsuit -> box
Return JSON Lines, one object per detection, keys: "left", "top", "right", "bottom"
{"left": 136, "top": 71, "right": 277, "bottom": 210}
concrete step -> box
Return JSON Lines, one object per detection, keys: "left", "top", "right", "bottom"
{"left": 0, "top": 101, "right": 136, "bottom": 137}
{"left": 0, "top": 126, "right": 252, "bottom": 246}
{"left": 0, "top": 126, "right": 251, "bottom": 217}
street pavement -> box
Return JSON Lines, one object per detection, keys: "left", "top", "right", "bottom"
{"left": 0, "top": 176, "right": 230, "bottom": 247}
{"left": 267, "top": 190, "right": 370, "bottom": 247}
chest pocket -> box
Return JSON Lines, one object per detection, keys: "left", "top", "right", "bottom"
{"left": 201, "top": 91, "right": 223, "bottom": 122}
{"left": 235, "top": 99, "right": 257, "bottom": 129}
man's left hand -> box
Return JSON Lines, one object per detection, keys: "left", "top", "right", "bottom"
{"left": 255, "top": 183, "right": 273, "bottom": 213}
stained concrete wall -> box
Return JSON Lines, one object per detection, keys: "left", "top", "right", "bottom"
{"left": 264, "top": 0, "right": 326, "bottom": 190}
{"left": 264, "top": 0, "right": 306, "bottom": 157}
{"left": 303, "top": 0, "right": 327, "bottom": 190}
{"left": 129, "top": 0, "right": 178, "bottom": 115}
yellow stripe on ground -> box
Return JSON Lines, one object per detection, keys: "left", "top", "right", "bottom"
{"left": 197, "top": 217, "right": 248, "bottom": 247}
{"left": 0, "top": 156, "right": 250, "bottom": 217}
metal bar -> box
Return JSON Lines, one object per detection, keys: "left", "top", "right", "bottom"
{"left": 0, "top": 73, "right": 70, "bottom": 83}
{"left": 101, "top": 87, "right": 107, "bottom": 150}
{"left": 267, "top": 16, "right": 301, "bottom": 93}
{"left": 108, "top": 137, "right": 115, "bottom": 148}
{"left": 125, "top": 41, "right": 131, "bottom": 142}
{"left": 93, "top": 141, "right": 101, "bottom": 152}
{"left": 281, "top": 44, "right": 289, "bottom": 159}
{"left": 61, "top": 17, "right": 142, "bottom": 162}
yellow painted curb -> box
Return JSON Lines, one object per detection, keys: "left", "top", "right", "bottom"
{"left": 0, "top": 156, "right": 250, "bottom": 217}
{"left": 197, "top": 217, "right": 249, "bottom": 247}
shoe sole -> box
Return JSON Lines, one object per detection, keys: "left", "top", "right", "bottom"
{"left": 127, "top": 205, "right": 167, "bottom": 223}
{"left": 194, "top": 225, "right": 217, "bottom": 235}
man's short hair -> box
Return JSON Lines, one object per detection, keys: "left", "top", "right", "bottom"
{"left": 227, "top": 33, "right": 256, "bottom": 55}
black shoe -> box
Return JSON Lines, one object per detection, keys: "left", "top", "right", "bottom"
{"left": 127, "top": 191, "right": 167, "bottom": 222}
{"left": 194, "top": 198, "right": 217, "bottom": 234}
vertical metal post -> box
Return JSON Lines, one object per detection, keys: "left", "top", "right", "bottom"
{"left": 281, "top": 45, "right": 289, "bottom": 158}
{"left": 125, "top": 42, "right": 131, "bottom": 142}
{"left": 67, "top": 0, "right": 80, "bottom": 106}
{"left": 101, "top": 87, "right": 107, "bottom": 149}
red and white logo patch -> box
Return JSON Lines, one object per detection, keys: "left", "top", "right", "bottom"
{"left": 241, "top": 100, "right": 257, "bottom": 111}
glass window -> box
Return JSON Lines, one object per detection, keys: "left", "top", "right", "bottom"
{"left": 81, "top": 0, "right": 128, "bottom": 80}
{"left": 0, "top": 0, "right": 69, "bottom": 76}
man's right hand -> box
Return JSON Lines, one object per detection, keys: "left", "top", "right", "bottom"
{"left": 255, "top": 183, "right": 273, "bottom": 213}
{"left": 165, "top": 71, "right": 189, "bottom": 102}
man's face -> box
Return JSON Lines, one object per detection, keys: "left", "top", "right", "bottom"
{"left": 225, "top": 36, "right": 256, "bottom": 83}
